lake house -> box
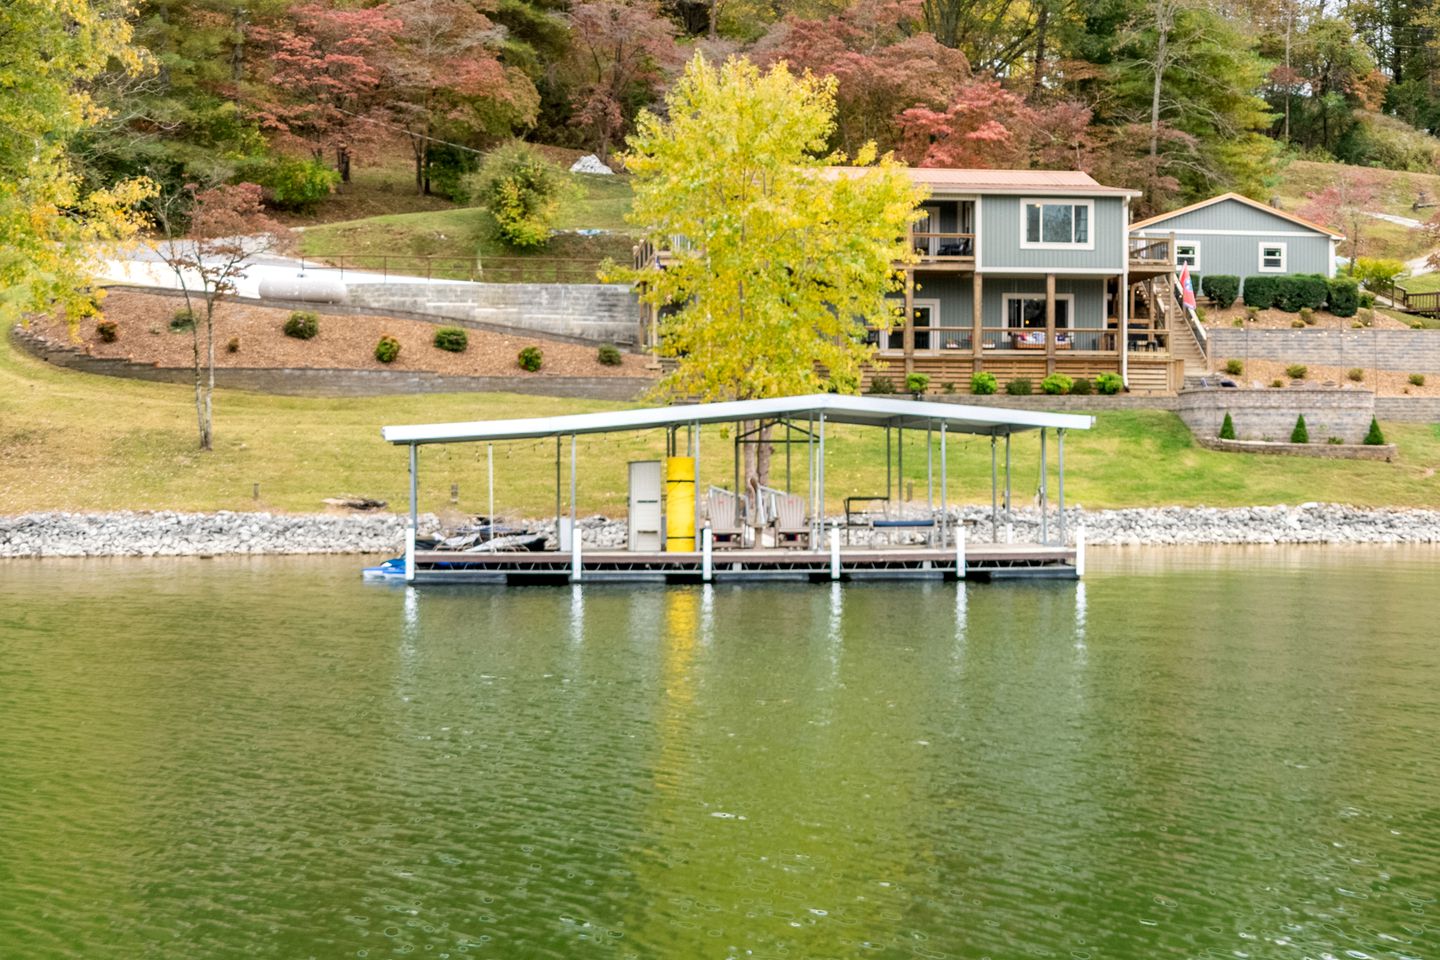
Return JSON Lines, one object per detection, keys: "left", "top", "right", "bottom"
{"left": 632, "top": 167, "right": 1199, "bottom": 395}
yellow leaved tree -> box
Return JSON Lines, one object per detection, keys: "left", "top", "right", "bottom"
{"left": 611, "top": 53, "right": 925, "bottom": 402}
{"left": 0, "top": 0, "right": 154, "bottom": 327}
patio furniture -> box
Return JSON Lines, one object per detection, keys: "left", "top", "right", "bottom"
{"left": 758, "top": 485, "right": 810, "bottom": 549}
{"left": 707, "top": 485, "right": 745, "bottom": 546}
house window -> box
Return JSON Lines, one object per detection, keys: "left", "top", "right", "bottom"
{"left": 1003, "top": 294, "right": 1073, "bottom": 329}
{"left": 1021, "top": 200, "right": 1094, "bottom": 249}
{"left": 1176, "top": 243, "right": 1200, "bottom": 269}
{"left": 1259, "top": 242, "right": 1287, "bottom": 272}
{"left": 881, "top": 300, "right": 939, "bottom": 352}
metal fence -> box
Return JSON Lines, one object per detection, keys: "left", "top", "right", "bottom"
{"left": 292, "top": 255, "right": 608, "bottom": 285}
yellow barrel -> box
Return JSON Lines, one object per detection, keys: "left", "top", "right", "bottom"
{"left": 665, "top": 456, "right": 696, "bottom": 552}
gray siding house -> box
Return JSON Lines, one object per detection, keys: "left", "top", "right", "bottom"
{"left": 1128, "top": 192, "right": 1342, "bottom": 295}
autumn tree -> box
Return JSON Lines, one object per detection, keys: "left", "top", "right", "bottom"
{"left": 1297, "top": 169, "right": 1380, "bottom": 272}
{"left": 150, "top": 183, "right": 282, "bottom": 450}
{"left": 1, "top": 0, "right": 155, "bottom": 326}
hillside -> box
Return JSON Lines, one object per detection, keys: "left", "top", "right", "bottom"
{"left": 1273, "top": 160, "right": 1439, "bottom": 265}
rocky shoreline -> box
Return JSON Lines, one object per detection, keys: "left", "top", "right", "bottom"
{"left": 4, "top": 504, "right": 1440, "bottom": 559}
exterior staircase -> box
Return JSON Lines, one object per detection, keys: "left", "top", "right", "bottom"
{"left": 1148, "top": 278, "right": 1209, "bottom": 377}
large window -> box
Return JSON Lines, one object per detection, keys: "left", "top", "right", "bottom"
{"left": 1004, "top": 294, "right": 1073, "bottom": 329}
{"left": 1021, "top": 200, "right": 1094, "bottom": 249}
{"left": 1258, "top": 242, "right": 1286, "bottom": 272}
{"left": 1176, "top": 243, "right": 1200, "bottom": 269}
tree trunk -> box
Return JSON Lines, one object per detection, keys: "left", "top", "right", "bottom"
{"left": 1149, "top": 26, "right": 1166, "bottom": 159}
{"left": 337, "top": 145, "right": 352, "bottom": 184}
{"left": 1030, "top": 2, "right": 1049, "bottom": 101}
{"left": 191, "top": 308, "right": 206, "bottom": 451}
{"left": 201, "top": 301, "right": 216, "bottom": 451}
{"left": 1283, "top": 1, "right": 1292, "bottom": 142}
{"left": 413, "top": 137, "right": 424, "bottom": 195}
{"left": 230, "top": 7, "right": 246, "bottom": 84}
{"left": 708, "top": 0, "right": 718, "bottom": 39}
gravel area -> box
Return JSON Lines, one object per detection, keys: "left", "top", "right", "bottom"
{"left": 37, "top": 289, "right": 655, "bottom": 378}
{"left": 7, "top": 504, "right": 1440, "bottom": 558}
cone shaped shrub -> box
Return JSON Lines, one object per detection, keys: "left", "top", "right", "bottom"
{"left": 1365, "top": 417, "right": 1386, "bottom": 445}
{"left": 1219, "top": 412, "right": 1235, "bottom": 440}
{"left": 1290, "top": 414, "right": 1309, "bottom": 444}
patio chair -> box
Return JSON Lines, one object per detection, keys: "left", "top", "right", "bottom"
{"left": 764, "top": 487, "right": 810, "bottom": 549}
{"left": 706, "top": 486, "right": 745, "bottom": 546}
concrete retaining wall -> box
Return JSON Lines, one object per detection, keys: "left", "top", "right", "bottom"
{"left": 1375, "top": 397, "right": 1440, "bottom": 422}
{"left": 1177, "top": 386, "right": 1377, "bottom": 443}
{"left": 929, "top": 393, "right": 1179, "bottom": 411}
{"left": 1206, "top": 328, "right": 1440, "bottom": 373}
{"left": 344, "top": 282, "right": 640, "bottom": 345}
{"left": 11, "top": 326, "right": 651, "bottom": 400}
{"left": 1194, "top": 436, "right": 1396, "bottom": 461}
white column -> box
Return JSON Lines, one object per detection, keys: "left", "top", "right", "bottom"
{"left": 829, "top": 525, "right": 840, "bottom": 580}
{"left": 955, "top": 523, "right": 966, "bottom": 579}
{"left": 702, "top": 526, "right": 713, "bottom": 582}
{"left": 570, "top": 527, "right": 583, "bottom": 583}
{"left": 405, "top": 526, "right": 416, "bottom": 583}
{"left": 1075, "top": 523, "right": 1086, "bottom": 579}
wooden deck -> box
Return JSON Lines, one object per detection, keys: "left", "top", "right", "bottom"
{"left": 410, "top": 543, "right": 1078, "bottom": 584}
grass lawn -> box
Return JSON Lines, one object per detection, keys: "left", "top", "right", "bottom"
{"left": 297, "top": 173, "right": 636, "bottom": 280}
{"left": 5, "top": 324, "right": 1440, "bottom": 518}
{"left": 1274, "top": 159, "right": 1437, "bottom": 263}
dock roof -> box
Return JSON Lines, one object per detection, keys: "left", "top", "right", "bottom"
{"left": 382, "top": 394, "right": 1094, "bottom": 445}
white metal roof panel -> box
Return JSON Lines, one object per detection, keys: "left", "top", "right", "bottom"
{"left": 382, "top": 394, "right": 1094, "bottom": 445}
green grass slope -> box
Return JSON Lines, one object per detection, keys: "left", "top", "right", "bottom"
{"left": 4, "top": 325, "right": 1439, "bottom": 516}
{"left": 1274, "top": 159, "right": 1440, "bottom": 264}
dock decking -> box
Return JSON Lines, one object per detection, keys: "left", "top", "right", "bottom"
{"left": 410, "top": 543, "right": 1078, "bottom": 584}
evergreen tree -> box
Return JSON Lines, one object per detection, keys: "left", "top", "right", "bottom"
{"left": 1219, "top": 412, "right": 1236, "bottom": 439}
{"left": 1290, "top": 415, "right": 1309, "bottom": 444}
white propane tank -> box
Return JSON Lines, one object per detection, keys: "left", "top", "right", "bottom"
{"left": 258, "top": 273, "right": 347, "bottom": 304}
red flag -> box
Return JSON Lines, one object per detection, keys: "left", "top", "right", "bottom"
{"left": 1179, "top": 264, "right": 1197, "bottom": 310}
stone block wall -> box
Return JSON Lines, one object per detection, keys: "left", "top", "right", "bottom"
{"left": 1176, "top": 387, "right": 1377, "bottom": 443}
{"left": 344, "top": 282, "right": 640, "bottom": 345}
{"left": 1374, "top": 397, "right": 1440, "bottom": 422}
{"left": 1206, "top": 328, "right": 1440, "bottom": 373}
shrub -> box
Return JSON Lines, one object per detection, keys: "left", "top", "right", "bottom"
{"left": 1006, "top": 377, "right": 1033, "bottom": 396}
{"left": 1352, "top": 321, "right": 1364, "bottom": 329}
{"left": 1201, "top": 274, "right": 1240, "bottom": 308}
{"left": 970, "top": 371, "right": 998, "bottom": 395}
{"left": 869, "top": 375, "right": 895, "bottom": 394}
{"left": 1285, "top": 364, "right": 1308, "bottom": 380}
{"left": 517, "top": 345, "right": 543, "bottom": 371}
{"left": 375, "top": 335, "right": 401, "bottom": 363}
{"left": 1326, "top": 277, "right": 1360, "bottom": 317}
{"left": 1299, "top": 307, "right": 1314, "bottom": 325}
{"left": 1290, "top": 414, "right": 1309, "bottom": 444}
{"left": 941, "top": 380, "right": 956, "bottom": 394}
{"left": 1195, "top": 306, "right": 1207, "bottom": 323}
{"left": 1243, "top": 275, "right": 1279, "bottom": 309}
{"left": 245, "top": 155, "right": 339, "bottom": 212}
{"left": 1365, "top": 417, "right": 1386, "bottom": 445}
{"left": 1409, "top": 373, "right": 1426, "bottom": 386}
{"left": 1245, "top": 305, "right": 1260, "bottom": 321}
{"left": 1069, "top": 376, "right": 1093, "bottom": 396}
{"left": 1291, "top": 318, "right": 1307, "bottom": 328}
{"left": 1232, "top": 318, "right": 1244, "bottom": 328}
{"left": 1219, "top": 412, "right": 1236, "bottom": 440}
{"left": 1328, "top": 437, "right": 1344, "bottom": 445}
{"left": 1274, "top": 274, "right": 1327, "bottom": 312}
{"left": 905, "top": 372, "right": 930, "bottom": 394}
{"left": 283, "top": 311, "right": 319, "bottom": 340}
{"left": 433, "top": 326, "right": 469, "bottom": 353}
{"left": 170, "top": 308, "right": 195, "bottom": 332}
{"left": 1040, "top": 373, "right": 1073, "bottom": 395}
{"left": 1094, "top": 372, "right": 1123, "bottom": 395}
{"left": 1224, "top": 359, "right": 1244, "bottom": 376}
{"left": 597, "top": 343, "right": 623, "bottom": 366}
{"left": 1358, "top": 308, "right": 1375, "bottom": 327}
{"left": 467, "top": 141, "right": 573, "bottom": 250}
{"left": 226, "top": 336, "right": 240, "bottom": 354}
{"left": 96, "top": 320, "right": 118, "bottom": 343}
{"left": 1359, "top": 292, "right": 1376, "bottom": 308}
{"left": 1347, "top": 367, "right": 1365, "bottom": 382}
{"left": 1270, "top": 378, "right": 1285, "bottom": 388}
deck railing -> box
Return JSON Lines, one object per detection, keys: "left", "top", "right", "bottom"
{"left": 910, "top": 232, "right": 976, "bottom": 260}
{"left": 974, "top": 327, "right": 1170, "bottom": 352}
{"left": 1128, "top": 234, "right": 1175, "bottom": 265}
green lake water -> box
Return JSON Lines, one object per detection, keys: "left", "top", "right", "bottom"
{"left": 2, "top": 549, "right": 1438, "bottom": 959}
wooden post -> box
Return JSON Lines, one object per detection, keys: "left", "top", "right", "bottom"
{"left": 1045, "top": 273, "right": 1057, "bottom": 376}
{"left": 971, "top": 271, "right": 984, "bottom": 372}
{"left": 903, "top": 269, "right": 916, "bottom": 376}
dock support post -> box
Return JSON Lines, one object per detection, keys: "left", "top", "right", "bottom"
{"left": 990, "top": 435, "right": 998, "bottom": 542}
{"left": 1004, "top": 432, "right": 1013, "bottom": 543}
{"left": 955, "top": 523, "right": 966, "bottom": 579}
{"left": 407, "top": 442, "right": 418, "bottom": 581}
{"left": 570, "top": 526, "right": 582, "bottom": 583}
{"left": 818, "top": 413, "right": 827, "bottom": 550}
{"left": 1075, "top": 523, "right": 1086, "bottom": 578}
{"left": 487, "top": 443, "right": 494, "bottom": 533}
{"left": 692, "top": 422, "right": 701, "bottom": 551}
{"left": 570, "top": 433, "right": 578, "bottom": 539}
{"left": 1040, "top": 428, "right": 1049, "bottom": 545}
{"left": 1057, "top": 428, "right": 1066, "bottom": 544}
{"left": 830, "top": 524, "right": 840, "bottom": 580}
{"left": 926, "top": 421, "right": 934, "bottom": 544}
{"left": 405, "top": 526, "right": 416, "bottom": 583}
{"left": 555, "top": 436, "right": 562, "bottom": 549}
{"left": 703, "top": 527, "right": 713, "bottom": 582}
{"left": 939, "top": 423, "right": 948, "bottom": 549}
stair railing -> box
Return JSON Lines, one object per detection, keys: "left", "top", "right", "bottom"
{"left": 1172, "top": 271, "right": 1207, "bottom": 360}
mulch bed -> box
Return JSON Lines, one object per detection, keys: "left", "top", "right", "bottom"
{"left": 1203, "top": 304, "right": 1412, "bottom": 330}
{"left": 38, "top": 289, "right": 657, "bottom": 379}
{"left": 1210, "top": 356, "right": 1440, "bottom": 397}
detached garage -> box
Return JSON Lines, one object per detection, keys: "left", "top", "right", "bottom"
{"left": 1129, "top": 192, "right": 1343, "bottom": 296}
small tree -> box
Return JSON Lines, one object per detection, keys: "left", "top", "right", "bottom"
{"left": 1219, "top": 412, "right": 1235, "bottom": 439}
{"left": 1290, "top": 414, "right": 1309, "bottom": 444}
{"left": 1297, "top": 169, "right": 1380, "bottom": 273}
{"left": 1364, "top": 417, "right": 1386, "bottom": 445}
{"left": 469, "top": 143, "right": 573, "bottom": 249}
{"left": 149, "top": 183, "right": 282, "bottom": 451}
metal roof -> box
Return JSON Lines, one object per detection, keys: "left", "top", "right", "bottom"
{"left": 382, "top": 394, "right": 1094, "bottom": 445}
{"left": 1130, "top": 192, "right": 1345, "bottom": 239}
{"left": 822, "top": 166, "right": 1141, "bottom": 198}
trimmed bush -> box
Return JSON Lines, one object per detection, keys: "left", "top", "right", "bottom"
{"left": 1299, "top": 307, "right": 1314, "bottom": 325}
{"left": 1245, "top": 305, "right": 1260, "bottom": 321}
{"left": 1409, "top": 373, "right": 1426, "bottom": 386}
{"left": 1285, "top": 364, "right": 1308, "bottom": 380}
{"left": 467, "top": 141, "right": 573, "bottom": 250}
{"left": 1006, "top": 377, "right": 1033, "bottom": 396}
{"left": 433, "top": 327, "right": 469, "bottom": 352}
{"left": 905, "top": 372, "right": 930, "bottom": 394}
{"left": 375, "top": 335, "right": 401, "bottom": 363}
{"left": 1326, "top": 277, "right": 1360, "bottom": 317}
{"left": 1291, "top": 318, "right": 1306, "bottom": 328}
{"left": 1201, "top": 274, "right": 1239, "bottom": 308}
{"left": 597, "top": 343, "right": 623, "bottom": 366}
{"left": 1224, "top": 359, "right": 1244, "bottom": 376}
{"left": 1274, "top": 274, "right": 1327, "bottom": 312}
{"left": 1094, "top": 372, "right": 1123, "bottom": 395}
{"left": 970, "top": 371, "right": 998, "bottom": 395}
{"left": 1359, "top": 291, "right": 1376, "bottom": 308}
{"left": 1040, "top": 373, "right": 1073, "bottom": 395}
{"left": 226, "top": 336, "right": 240, "bottom": 354}
{"left": 869, "top": 376, "right": 895, "bottom": 394}
{"left": 1290, "top": 415, "right": 1309, "bottom": 444}
{"left": 1219, "top": 412, "right": 1235, "bottom": 440}
{"left": 1242, "top": 275, "right": 1279, "bottom": 309}
{"left": 1069, "top": 376, "right": 1093, "bottom": 396}
{"left": 517, "top": 345, "right": 543, "bottom": 371}
{"left": 96, "top": 320, "right": 118, "bottom": 343}
{"left": 284, "top": 311, "right": 319, "bottom": 340}
{"left": 1347, "top": 367, "right": 1365, "bottom": 382}
{"left": 170, "top": 308, "right": 195, "bottom": 332}
{"left": 1365, "top": 417, "right": 1386, "bottom": 445}
{"left": 1270, "top": 378, "right": 1285, "bottom": 388}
